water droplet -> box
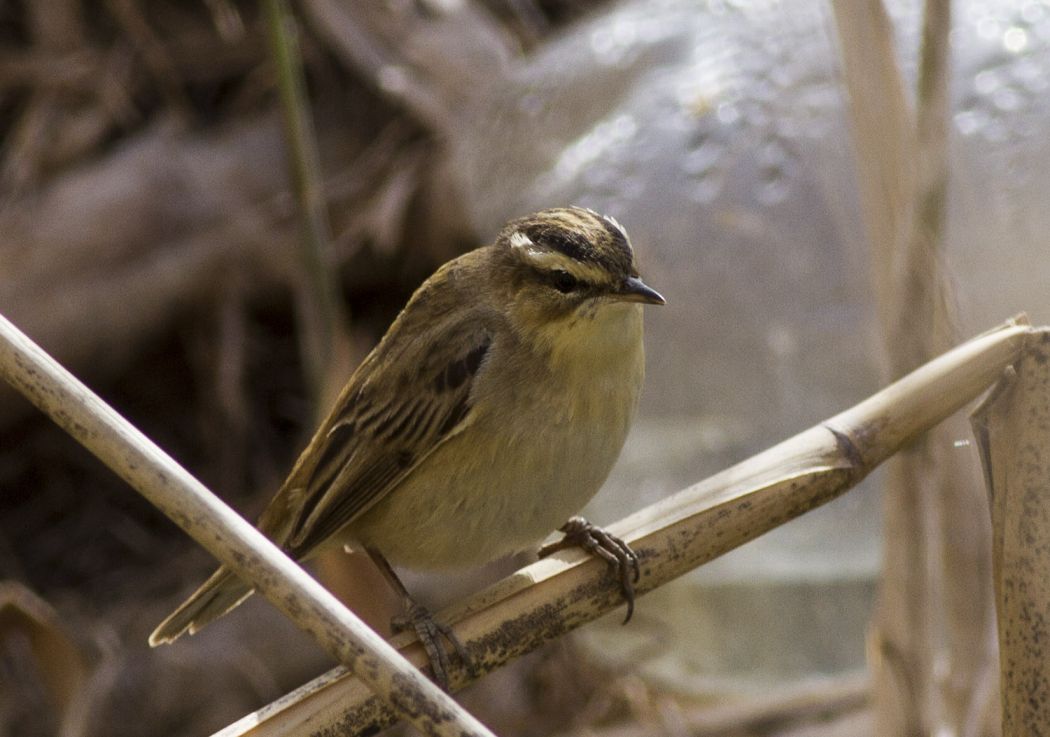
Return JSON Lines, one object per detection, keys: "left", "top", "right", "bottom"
{"left": 975, "top": 69, "right": 1000, "bottom": 95}
{"left": 954, "top": 109, "right": 984, "bottom": 136}
{"left": 589, "top": 17, "right": 640, "bottom": 66}
{"left": 548, "top": 114, "right": 639, "bottom": 184}
{"left": 716, "top": 102, "right": 740, "bottom": 125}
{"left": 1003, "top": 26, "right": 1029, "bottom": 53}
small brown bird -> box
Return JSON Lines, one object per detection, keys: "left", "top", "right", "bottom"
{"left": 150, "top": 206, "right": 664, "bottom": 684}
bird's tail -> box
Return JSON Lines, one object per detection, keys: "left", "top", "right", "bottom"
{"left": 148, "top": 566, "right": 254, "bottom": 646}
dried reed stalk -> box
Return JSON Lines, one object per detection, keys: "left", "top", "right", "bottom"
{"left": 972, "top": 330, "right": 1050, "bottom": 735}
{"left": 214, "top": 318, "right": 1034, "bottom": 737}
{"left": 0, "top": 313, "right": 497, "bottom": 737}
{"left": 830, "top": 1, "right": 997, "bottom": 734}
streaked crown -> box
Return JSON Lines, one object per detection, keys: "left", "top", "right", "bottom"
{"left": 495, "top": 207, "right": 664, "bottom": 307}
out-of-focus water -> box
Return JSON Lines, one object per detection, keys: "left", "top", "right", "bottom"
{"left": 448, "top": 0, "right": 1050, "bottom": 692}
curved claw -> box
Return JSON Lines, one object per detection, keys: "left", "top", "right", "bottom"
{"left": 392, "top": 602, "right": 476, "bottom": 690}
{"left": 368, "top": 545, "right": 476, "bottom": 688}
{"left": 539, "top": 516, "right": 641, "bottom": 623}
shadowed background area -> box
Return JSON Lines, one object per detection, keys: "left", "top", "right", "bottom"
{"left": 2, "top": 1, "right": 1049, "bottom": 736}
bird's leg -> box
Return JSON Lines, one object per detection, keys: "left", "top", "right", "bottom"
{"left": 364, "top": 546, "right": 474, "bottom": 690}
{"left": 538, "top": 516, "right": 641, "bottom": 623}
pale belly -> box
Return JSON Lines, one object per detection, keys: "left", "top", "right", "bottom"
{"left": 349, "top": 394, "right": 634, "bottom": 568}
{"left": 349, "top": 321, "right": 644, "bottom": 568}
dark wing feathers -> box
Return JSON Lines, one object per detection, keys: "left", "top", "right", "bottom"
{"left": 276, "top": 322, "right": 494, "bottom": 558}
{"left": 290, "top": 454, "right": 412, "bottom": 555}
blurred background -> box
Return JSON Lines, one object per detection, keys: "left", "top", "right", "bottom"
{"left": 1, "top": 0, "right": 1048, "bottom": 735}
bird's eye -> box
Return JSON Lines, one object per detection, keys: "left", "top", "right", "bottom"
{"left": 550, "top": 269, "right": 580, "bottom": 293}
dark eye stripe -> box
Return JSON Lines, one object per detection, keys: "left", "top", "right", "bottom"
{"left": 549, "top": 269, "right": 581, "bottom": 293}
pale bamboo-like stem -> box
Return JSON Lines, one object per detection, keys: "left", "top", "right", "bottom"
{"left": 908, "top": 4, "right": 1002, "bottom": 733}
{"left": 0, "top": 313, "right": 497, "bottom": 737}
{"left": 971, "top": 330, "right": 1050, "bottom": 735}
{"left": 829, "top": 0, "right": 916, "bottom": 322}
{"left": 831, "top": 1, "right": 975, "bottom": 734}
{"left": 215, "top": 318, "right": 1034, "bottom": 737}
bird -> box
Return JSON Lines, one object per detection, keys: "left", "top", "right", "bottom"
{"left": 149, "top": 206, "right": 665, "bottom": 686}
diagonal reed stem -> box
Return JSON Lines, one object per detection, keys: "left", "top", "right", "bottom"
{"left": 0, "top": 312, "right": 498, "bottom": 737}
{"left": 215, "top": 317, "right": 1034, "bottom": 737}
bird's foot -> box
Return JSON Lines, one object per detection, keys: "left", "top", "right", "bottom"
{"left": 538, "top": 516, "right": 640, "bottom": 623}
{"left": 391, "top": 601, "right": 475, "bottom": 690}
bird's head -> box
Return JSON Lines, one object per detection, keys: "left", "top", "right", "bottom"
{"left": 492, "top": 207, "right": 664, "bottom": 347}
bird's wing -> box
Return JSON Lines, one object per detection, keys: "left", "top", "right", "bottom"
{"left": 258, "top": 310, "right": 494, "bottom": 559}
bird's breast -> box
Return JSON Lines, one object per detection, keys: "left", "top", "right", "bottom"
{"left": 350, "top": 302, "right": 646, "bottom": 569}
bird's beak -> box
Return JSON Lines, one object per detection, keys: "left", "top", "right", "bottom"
{"left": 617, "top": 276, "right": 666, "bottom": 305}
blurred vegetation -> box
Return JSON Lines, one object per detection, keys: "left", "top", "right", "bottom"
{"left": 0, "top": 1, "right": 896, "bottom": 736}
{"left": 0, "top": 2, "right": 613, "bottom": 735}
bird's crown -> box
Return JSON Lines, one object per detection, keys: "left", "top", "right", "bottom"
{"left": 498, "top": 206, "right": 638, "bottom": 288}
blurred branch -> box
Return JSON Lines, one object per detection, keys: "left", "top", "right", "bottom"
{"left": 896, "top": 0, "right": 955, "bottom": 371}
{"left": 0, "top": 581, "right": 90, "bottom": 737}
{"left": 216, "top": 317, "right": 1034, "bottom": 737}
{"left": 829, "top": 0, "right": 915, "bottom": 319}
{"left": 0, "top": 314, "right": 498, "bottom": 737}
{"left": 0, "top": 112, "right": 390, "bottom": 431}
{"left": 0, "top": 33, "right": 263, "bottom": 92}
{"left": 0, "top": 117, "right": 292, "bottom": 429}
{"left": 300, "top": 0, "right": 514, "bottom": 134}
{"left": 972, "top": 331, "right": 1050, "bottom": 736}
{"left": 0, "top": 0, "right": 83, "bottom": 193}
{"left": 264, "top": 0, "right": 352, "bottom": 411}
{"left": 908, "top": 6, "right": 1001, "bottom": 736}
{"left": 104, "top": 0, "right": 189, "bottom": 110}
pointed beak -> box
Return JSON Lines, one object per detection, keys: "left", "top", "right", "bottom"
{"left": 616, "top": 276, "right": 666, "bottom": 305}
